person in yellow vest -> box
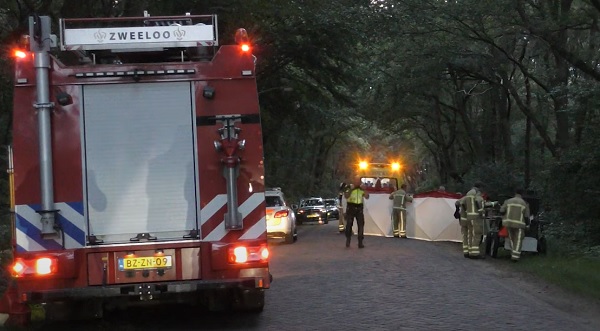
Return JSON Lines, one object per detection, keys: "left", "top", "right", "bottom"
{"left": 500, "top": 188, "right": 531, "bottom": 262}
{"left": 458, "top": 182, "right": 485, "bottom": 258}
{"left": 454, "top": 199, "right": 469, "bottom": 257}
{"left": 389, "top": 183, "right": 413, "bottom": 238}
{"left": 343, "top": 177, "right": 369, "bottom": 248}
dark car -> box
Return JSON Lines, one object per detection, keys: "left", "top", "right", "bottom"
{"left": 295, "top": 197, "right": 328, "bottom": 225}
{"left": 323, "top": 198, "right": 340, "bottom": 220}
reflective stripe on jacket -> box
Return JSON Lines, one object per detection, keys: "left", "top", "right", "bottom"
{"left": 464, "top": 195, "right": 481, "bottom": 217}
{"left": 502, "top": 203, "right": 527, "bottom": 228}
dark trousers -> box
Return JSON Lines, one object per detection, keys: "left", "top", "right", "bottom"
{"left": 345, "top": 204, "right": 364, "bottom": 241}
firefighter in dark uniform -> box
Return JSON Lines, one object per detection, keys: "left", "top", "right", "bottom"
{"left": 389, "top": 183, "right": 413, "bottom": 238}
{"left": 500, "top": 188, "right": 531, "bottom": 262}
{"left": 344, "top": 177, "right": 369, "bottom": 248}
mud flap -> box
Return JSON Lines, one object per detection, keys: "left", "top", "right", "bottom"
{"left": 0, "top": 281, "right": 31, "bottom": 327}
{"left": 233, "top": 289, "right": 265, "bottom": 313}
{"left": 45, "top": 300, "right": 103, "bottom": 322}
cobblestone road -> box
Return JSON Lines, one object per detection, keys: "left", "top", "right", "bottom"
{"left": 28, "top": 222, "right": 600, "bottom": 331}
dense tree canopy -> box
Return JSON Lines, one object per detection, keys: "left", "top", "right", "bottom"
{"left": 0, "top": 0, "right": 599, "bottom": 248}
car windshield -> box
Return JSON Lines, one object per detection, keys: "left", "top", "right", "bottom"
{"left": 303, "top": 199, "right": 322, "bottom": 206}
{"left": 265, "top": 196, "right": 284, "bottom": 207}
{"left": 324, "top": 199, "right": 336, "bottom": 206}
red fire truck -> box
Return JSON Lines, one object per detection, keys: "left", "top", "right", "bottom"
{"left": 0, "top": 13, "right": 270, "bottom": 326}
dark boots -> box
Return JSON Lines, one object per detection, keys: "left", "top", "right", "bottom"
{"left": 346, "top": 237, "right": 364, "bottom": 248}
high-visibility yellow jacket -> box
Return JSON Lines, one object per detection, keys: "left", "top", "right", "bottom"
{"left": 346, "top": 188, "right": 366, "bottom": 204}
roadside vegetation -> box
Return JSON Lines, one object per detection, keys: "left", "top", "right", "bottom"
{"left": 498, "top": 239, "right": 600, "bottom": 301}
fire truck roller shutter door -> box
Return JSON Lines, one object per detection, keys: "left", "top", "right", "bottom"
{"left": 82, "top": 82, "right": 198, "bottom": 243}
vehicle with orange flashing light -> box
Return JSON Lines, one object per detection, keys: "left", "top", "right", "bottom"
{"left": 356, "top": 161, "right": 402, "bottom": 193}
{"left": 340, "top": 159, "right": 405, "bottom": 237}
{"left": 0, "top": 13, "right": 271, "bottom": 327}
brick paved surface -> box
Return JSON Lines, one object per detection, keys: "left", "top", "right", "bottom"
{"left": 28, "top": 222, "right": 600, "bottom": 331}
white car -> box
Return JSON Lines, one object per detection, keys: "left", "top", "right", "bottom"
{"left": 265, "top": 188, "right": 297, "bottom": 244}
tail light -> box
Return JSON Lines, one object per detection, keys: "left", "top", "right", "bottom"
{"left": 228, "top": 245, "right": 269, "bottom": 264}
{"left": 13, "top": 49, "right": 28, "bottom": 59}
{"left": 10, "top": 257, "right": 58, "bottom": 278}
{"left": 273, "top": 210, "right": 289, "bottom": 218}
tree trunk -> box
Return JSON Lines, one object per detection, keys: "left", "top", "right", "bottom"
{"left": 524, "top": 77, "right": 532, "bottom": 188}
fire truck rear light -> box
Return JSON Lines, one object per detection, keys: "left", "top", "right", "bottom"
{"left": 10, "top": 257, "right": 58, "bottom": 277}
{"left": 11, "top": 259, "right": 26, "bottom": 277}
{"left": 230, "top": 247, "right": 248, "bottom": 263}
{"left": 359, "top": 161, "right": 368, "bottom": 170}
{"left": 13, "top": 49, "right": 28, "bottom": 59}
{"left": 260, "top": 247, "right": 269, "bottom": 260}
{"left": 240, "top": 44, "right": 250, "bottom": 52}
{"left": 228, "top": 245, "right": 269, "bottom": 264}
{"left": 36, "top": 258, "right": 55, "bottom": 275}
{"left": 391, "top": 162, "right": 401, "bottom": 171}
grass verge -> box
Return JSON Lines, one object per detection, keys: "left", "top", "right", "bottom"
{"left": 507, "top": 241, "right": 600, "bottom": 301}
